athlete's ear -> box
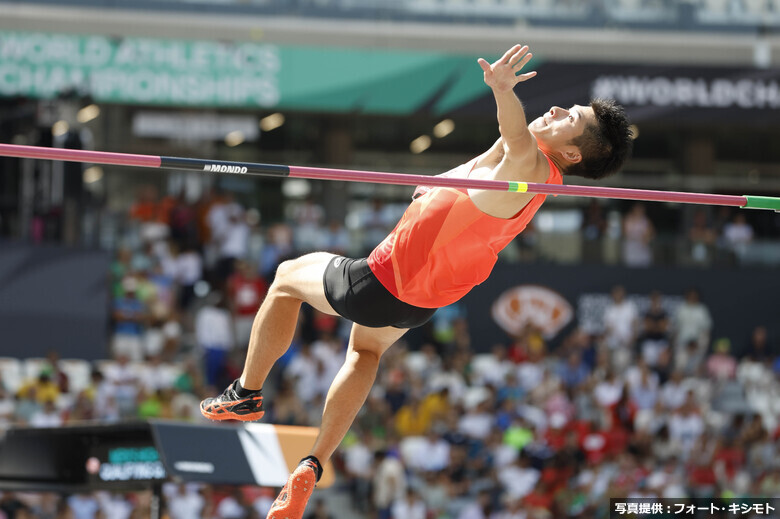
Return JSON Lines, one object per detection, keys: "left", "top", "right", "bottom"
{"left": 562, "top": 147, "right": 582, "bottom": 164}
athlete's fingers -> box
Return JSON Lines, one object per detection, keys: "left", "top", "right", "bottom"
{"left": 512, "top": 52, "right": 533, "bottom": 70}
{"left": 508, "top": 46, "right": 530, "bottom": 67}
{"left": 477, "top": 58, "right": 491, "bottom": 72}
{"left": 500, "top": 44, "right": 523, "bottom": 64}
{"left": 515, "top": 71, "right": 537, "bottom": 82}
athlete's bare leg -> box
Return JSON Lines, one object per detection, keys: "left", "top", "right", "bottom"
{"left": 240, "top": 252, "right": 340, "bottom": 391}
{"left": 310, "top": 323, "right": 407, "bottom": 463}
{"left": 267, "top": 323, "right": 406, "bottom": 519}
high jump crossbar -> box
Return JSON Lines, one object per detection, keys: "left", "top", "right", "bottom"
{"left": 0, "top": 143, "right": 778, "bottom": 211}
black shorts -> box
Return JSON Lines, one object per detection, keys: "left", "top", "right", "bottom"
{"left": 323, "top": 257, "right": 436, "bottom": 329}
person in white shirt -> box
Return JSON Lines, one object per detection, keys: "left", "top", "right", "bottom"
{"left": 593, "top": 370, "right": 623, "bottom": 408}
{"left": 391, "top": 489, "right": 427, "bottom": 519}
{"left": 195, "top": 293, "right": 235, "bottom": 387}
{"left": 29, "top": 400, "right": 63, "bottom": 428}
{"left": 216, "top": 207, "right": 250, "bottom": 282}
{"left": 343, "top": 430, "right": 373, "bottom": 513}
{"left": 373, "top": 451, "right": 406, "bottom": 519}
{"left": 215, "top": 488, "right": 248, "bottom": 519}
{"left": 659, "top": 371, "right": 688, "bottom": 411}
{"left": 722, "top": 213, "right": 753, "bottom": 260}
{"left": 668, "top": 401, "right": 704, "bottom": 460}
{"left": 164, "top": 484, "right": 205, "bottom": 519}
{"left": 602, "top": 286, "right": 639, "bottom": 370}
{"left": 673, "top": 288, "right": 712, "bottom": 371}
{"left": 67, "top": 493, "right": 99, "bottom": 519}
{"left": 603, "top": 285, "right": 639, "bottom": 348}
{"left": 498, "top": 452, "right": 541, "bottom": 500}
{"left": 285, "top": 343, "right": 320, "bottom": 404}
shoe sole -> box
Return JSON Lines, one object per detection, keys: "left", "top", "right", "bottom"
{"left": 200, "top": 408, "right": 265, "bottom": 421}
{"left": 267, "top": 466, "right": 316, "bottom": 519}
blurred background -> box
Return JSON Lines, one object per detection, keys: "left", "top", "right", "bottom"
{"left": 0, "top": 0, "right": 779, "bottom": 518}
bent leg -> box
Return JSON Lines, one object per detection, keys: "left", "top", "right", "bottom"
{"left": 240, "top": 252, "right": 338, "bottom": 390}
{"left": 310, "top": 324, "right": 408, "bottom": 464}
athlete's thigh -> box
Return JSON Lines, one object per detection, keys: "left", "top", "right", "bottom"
{"left": 348, "top": 323, "right": 408, "bottom": 357}
{"left": 279, "top": 251, "right": 338, "bottom": 316}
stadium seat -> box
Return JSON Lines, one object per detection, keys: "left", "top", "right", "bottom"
{"left": 0, "top": 357, "right": 23, "bottom": 393}
{"left": 22, "top": 358, "right": 49, "bottom": 380}
{"left": 60, "top": 359, "right": 93, "bottom": 395}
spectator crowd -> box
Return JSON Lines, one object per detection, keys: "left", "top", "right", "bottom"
{"left": 0, "top": 186, "right": 778, "bottom": 519}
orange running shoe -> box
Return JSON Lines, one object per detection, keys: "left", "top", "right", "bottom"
{"left": 200, "top": 379, "right": 264, "bottom": 422}
{"left": 266, "top": 458, "right": 321, "bottom": 519}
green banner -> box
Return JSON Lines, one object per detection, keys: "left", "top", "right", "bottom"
{"left": 0, "top": 31, "right": 490, "bottom": 115}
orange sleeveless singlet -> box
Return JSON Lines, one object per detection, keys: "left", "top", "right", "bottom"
{"left": 367, "top": 155, "right": 563, "bottom": 309}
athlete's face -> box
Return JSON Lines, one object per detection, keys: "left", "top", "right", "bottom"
{"left": 529, "top": 104, "right": 595, "bottom": 164}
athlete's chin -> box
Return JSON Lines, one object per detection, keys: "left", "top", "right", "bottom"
{"left": 529, "top": 117, "right": 545, "bottom": 131}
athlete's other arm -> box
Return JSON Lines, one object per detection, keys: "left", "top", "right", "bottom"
{"left": 470, "top": 44, "right": 549, "bottom": 218}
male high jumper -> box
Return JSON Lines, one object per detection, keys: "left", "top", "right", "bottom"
{"left": 200, "top": 44, "right": 632, "bottom": 519}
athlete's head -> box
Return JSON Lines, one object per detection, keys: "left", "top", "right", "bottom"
{"left": 528, "top": 98, "right": 632, "bottom": 180}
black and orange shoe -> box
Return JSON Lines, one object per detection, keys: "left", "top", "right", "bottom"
{"left": 266, "top": 457, "right": 322, "bottom": 519}
{"left": 200, "top": 379, "right": 264, "bottom": 422}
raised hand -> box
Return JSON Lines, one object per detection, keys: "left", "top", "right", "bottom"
{"left": 478, "top": 44, "right": 537, "bottom": 92}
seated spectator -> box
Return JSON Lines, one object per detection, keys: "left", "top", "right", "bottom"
{"left": 64, "top": 393, "right": 95, "bottom": 424}
{"left": 112, "top": 277, "right": 148, "bottom": 362}
{"left": 687, "top": 208, "right": 717, "bottom": 265}
{"left": 342, "top": 429, "right": 373, "bottom": 513}
{"left": 557, "top": 350, "right": 590, "bottom": 390}
{"left": 659, "top": 371, "right": 688, "bottom": 411}
{"left": 629, "top": 366, "right": 659, "bottom": 411}
{"left": 391, "top": 488, "right": 426, "bottom": 519}
{"left": 498, "top": 450, "right": 540, "bottom": 501}
{"left": 722, "top": 212, "right": 754, "bottom": 261}
{"left": 668, "top": 400, "right": 705, "bottom": 460}
{"left": 744, "top": 325, "right": 773, "bottom": 363}
{"left": 457, "top": 490, "right": 494, "bottom": 519}
{"left": 639, "top": 291, "right": 670, "bottom": 370}
{"left": 17, "top": 372, "right": 59, "bottom": 405}
{"left": 103, "top": 355, "right": 140, "bottom": 419}
{"left": 174, "top": 243, "right": 203, "bottom": 310}
{"left": 269, "top": 378, "right": 308, "bottom": 426}
{"left": 29, "top": 399, "right": 63, "bottom": 428}
{"left": 673, "top": 288, "right": 712, "bottom": 353}
{"left": 706, "top": 338, "right": 737, "bottom": 380}
{"left": 215, "top": 487, "right": 250, "bottom": 519}
{"left": 593, "top": 370, "right": 623, "bottom": 408}
{"left": 227, "top": 260, "right": 268, "bottom": 348}
{"left": 457, "top": 400, "right": 495, "bottom": 441}
{"left": 603, "top": 285, "right": 639, "bottom": 369}
{"left": 165, "top": 484, "right": 205, "bottom": 519}
{"left": 320, "top": 219, "right": 351, "bottom": 256}
{"left": 622, "top": 203, "right": 654, "bottom": 267}
{"left": 373, "top": 450, "right": 406, "bottom": 519}
{"left": 195, "top": 292, "right": 235, "bottom": 388}
{"left": 43, "top": 350, "right": 69, "bottom": 394}
{"left": 395, "top": 397, "right": 431, "bottom": 438}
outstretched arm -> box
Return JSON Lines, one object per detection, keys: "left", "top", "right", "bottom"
{"left": 467, "top": 45, "right": 548, "bottom": 218}
{"left": 477, "top": 44, "right": 539, "bottom": 167}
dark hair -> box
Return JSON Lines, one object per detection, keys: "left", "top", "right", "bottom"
{"left": 565, "top": 98, "right": 632, "bottom": 180}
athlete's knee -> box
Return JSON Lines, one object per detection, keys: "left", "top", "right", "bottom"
{"left": 349, "top": 337, "right": 391, "bottom": 364}
{"left": 349, "top": 346, "right": 382, "bottom": 368}
{"left": 270, "top": 258, "right": 304, "bottom": 297}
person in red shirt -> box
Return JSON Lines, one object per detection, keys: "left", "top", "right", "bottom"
{"left": 201, "top": 44, "right": 632, "bottom": 519}
{"left": 227, "top": 260, "right": 269, "bottom": 347}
